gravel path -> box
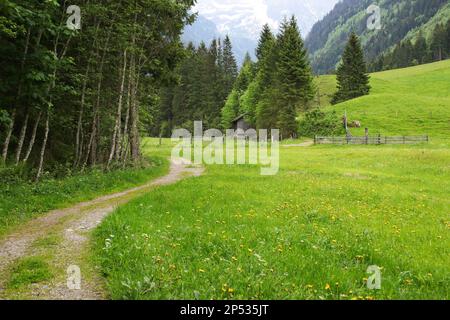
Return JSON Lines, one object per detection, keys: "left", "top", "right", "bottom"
{"left": 0, "top": 158, "right": 203, "bottom": 300}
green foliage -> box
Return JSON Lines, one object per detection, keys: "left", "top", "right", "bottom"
{"left": 233, "top": 17, "right": 315, "bottom": 138}
{"left": 332, "top": 33, "right": 371, "bottom": 105}
{"left": 0, "top": 0, "right": 195, "bottom": 174}
{"left": 275, "top": 17, "right": 315, "bottom": 138}
{"left": 158, "top": 37, "right": 240, "bottom": 132}
{"left": 220, "top": 89, "right": 240, "bottom": 129}
{"left": 299, "top": 109, "right": 344, "bottom": 137}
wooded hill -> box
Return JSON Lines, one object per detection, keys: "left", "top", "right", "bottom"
{"left": 305, "top": 0, "right": 450, "bottom": 74}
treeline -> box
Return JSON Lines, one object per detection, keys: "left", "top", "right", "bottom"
{"left": 221, "top": 17, "right": 315, "bottom": 139}
{"left": 0, "top": 0, "right": 194, "bottom": 180}
{"left": 154, "top": 36, "right": 238, "bottom": 135}
{"left": 370, "top": 20, "right": 450, "bottom": 71}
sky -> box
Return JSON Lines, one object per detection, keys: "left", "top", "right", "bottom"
{"left": 192, "top": 0, "right": 340, "bottom": 38}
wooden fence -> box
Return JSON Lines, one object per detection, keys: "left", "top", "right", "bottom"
{"left": 314, "top": 135, "right": 429, "bottom": 145}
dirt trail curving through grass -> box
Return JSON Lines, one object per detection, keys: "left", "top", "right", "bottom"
{"left": 0, "top": 158, "right": 203, "bottom": 300}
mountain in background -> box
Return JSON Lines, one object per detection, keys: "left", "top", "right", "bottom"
{"left": 305, "top": 0, "right": 450, "bottom": 74}
{"left": 182, "top": 0, "right": 339, "bottom": 65}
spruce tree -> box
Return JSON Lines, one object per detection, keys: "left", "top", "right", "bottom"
{"left": 332, "top": 32, "right": 371, "bottom": 105}
{"left": 222, "top": 35, "right": 238, "bottom": 95}
{"left": 275, "top": 16, "right": 315, "bottom": 138}
{"left": 256, "top": 24, "right": 275, "bottom": 62}
{"left": 240, "top": 25, "right": 277, "bottom": 128}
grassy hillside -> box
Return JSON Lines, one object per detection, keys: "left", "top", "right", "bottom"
{"left": 315, "top": 60, "right": 450, "bottom": 138}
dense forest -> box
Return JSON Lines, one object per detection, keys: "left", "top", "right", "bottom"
{"left": 0, "top": 0, "right": 195, "bottom": 180}
{"left": 369, "top": 20, "right": 450, "bottom": 71}
{"left": 155, "top": 36, "right": 238, "bottom": 135}
{"left": 158, "top": 17, "right": 316, "bottom": 139}
{"left": 305, "top": 0, "right": 449, "bottom": 74}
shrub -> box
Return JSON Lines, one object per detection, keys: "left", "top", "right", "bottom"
{"left": 298, "top": 109, "right": 344, "bottom": 137}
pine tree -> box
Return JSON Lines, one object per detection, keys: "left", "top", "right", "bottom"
{"left": 256, "top": 24, "right": 275, "bottom": 62}
{"left": 332, "top": 32, "right": 371, "bottom": 105}
{"left": 251, "top": 25, "right": 278, "bottom": 129}
{"left": 275, "top": 16, "right": 315, "bottom": 138}
{"left": 222, "top": 35, "right": 238, "bottom": 95}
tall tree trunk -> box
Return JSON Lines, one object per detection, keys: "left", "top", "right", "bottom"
{"left": 2, "top": 110, "right": 16, "bottom": 164}
{"left": 129, "top": 64, "right": 140, "bottom": 163}
{"left": 36, "top": 111, "right": 49, "bottom": 181}
{"left": 22, "top": 111, "right": 42, "bottom": 163}
{"left": 107, "top": 49, "right": 128, "bottom": 169}
{"left": 120, "top": 56, "right": 133, "bottom": 163}
{"left": 14, "top": 112, "right": 29, "bottom": 165}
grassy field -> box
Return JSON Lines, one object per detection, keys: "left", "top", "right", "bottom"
{"left": 315, "top": 60, "right": 450, "bottom": 138}
{"left": 92, "top": 61, "right": 450, "bottom": 300}
{"left": 93, "top": 140, "right": 449, "bottom": 300}
{"left": 0, "top": 151, "right": 169, "bottom": 237}
{"left": 1, "top": 60, "right": 448, "bottom": 300}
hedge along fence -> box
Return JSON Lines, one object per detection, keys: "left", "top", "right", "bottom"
{"left": 314, "top": 135, "right": 429, "bottom": 145}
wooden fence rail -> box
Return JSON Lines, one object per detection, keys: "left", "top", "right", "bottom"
{"left": 314, "top": 135, "right": 429, "bottom": 145}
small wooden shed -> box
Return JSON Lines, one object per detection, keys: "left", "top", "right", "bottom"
{"left": 231, "top": 114, "right": 251, "bottom": 131}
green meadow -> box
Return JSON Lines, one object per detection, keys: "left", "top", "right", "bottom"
{"left": 94, "top": 139, "right": 449, "bottom": 300}
{"left": 318, "top": 60, "right": 450, "bottom": 138}
{"left": 92, "top": 60, "right": 450, "bottom": 301}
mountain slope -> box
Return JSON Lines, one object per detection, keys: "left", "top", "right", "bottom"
{"left": 306, "top": 0, "right": 449, "bottom": 74}
{"left": 318, "top": 60, "right": 450, "bottom": 137}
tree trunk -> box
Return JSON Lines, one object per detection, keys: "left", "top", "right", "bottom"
{"left": 36, "top": 111, "right": 50, "bottom": 181}
{"left": 14, "top": 112, "right": 29, "bottom": 165}
{"left": 107, "top": 49, "right": 128, "bottom": 169}
{"left": 22, "top": 111, "right": 42, "bottom": 163}
{"left": 2, "top": 110, "right": 16, "bottom": 164}
{"left": 120, "top": 56, "right": 133, "bottom": 163}
{"left": 129, "top": 52, "right": 141, "bottom": 163}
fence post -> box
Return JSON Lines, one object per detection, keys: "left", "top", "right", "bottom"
{"left": 365, "top": 128, "right": 369, "bottom": 145}
{"left": 314, "top": 135, "right": 317, "bottom": 145}
{"left": 377, "top": 134, "right": 381, "bottom": 145}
